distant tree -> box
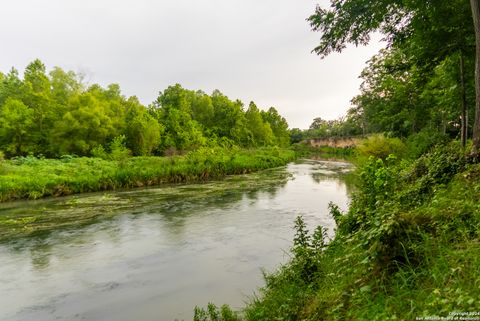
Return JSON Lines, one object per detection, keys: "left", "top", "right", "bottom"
{"left": 245, "top": 102, "right": 274, "bottom": 146}
{"left": 0, "top": 98, "right": 34, "bottom": 156}
{"left": 51, "top": 92, "right": 115, "bottom": 155}
{"left": 0, "top": 68, "right": 25, "bottom": 106}
{"left": 290, "top": 128, "right": 304, "bottom": 144}
{"left": 261, "top": 107, "right": 290, "bottom": 146}
{"left": 154, "top": 84, "right": 206, "bottom": 152}
{"left": 125, "top": 98, "right": 163, "bottom": 156}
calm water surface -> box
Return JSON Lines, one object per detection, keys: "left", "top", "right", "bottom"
{"left": 0, "top": 160, "right": 352, "bottom": 321}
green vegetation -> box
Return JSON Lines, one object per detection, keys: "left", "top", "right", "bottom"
{"left": 194, "top": 142, "right": 479, "bottom": 320}
{"left": 215, "top": 1, "right": 480, "bottom": 318}
{"left": 0, "top": 61, "right": 290, "bottom": 159}
{"left": 0, "top": 158, "right": 294, "bottom": 243}
{"left": 0, "top": 147, "right": 294, "bottom": 202}
{"left": 291, "top": 144, "right": 355, "bottom": 161}
{"left": 287, "top": 0, "right": 480, "bottom": 155}
{"left": 0, "top": 61, "right": 293, "bottom": 202}
{"left": 251, "top": 143, "right": 479, "bottom": 319}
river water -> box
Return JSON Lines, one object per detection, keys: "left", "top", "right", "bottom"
{"left": 0, "top": 160, "right": 352, "bottom": 321}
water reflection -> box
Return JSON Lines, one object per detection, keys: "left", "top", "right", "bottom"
{"left": 0, "top": 160, "right": 351, "bottom": 321}
{"left": 0, "top": 168, "right": 291, "bottom": 247}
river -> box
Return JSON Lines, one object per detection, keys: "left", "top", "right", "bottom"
{"left": 0, "top": 160, "right": 352, "bottom": 321}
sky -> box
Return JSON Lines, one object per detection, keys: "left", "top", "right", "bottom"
{"left": 0, "top": 0, "right": 384, "bottom": 129}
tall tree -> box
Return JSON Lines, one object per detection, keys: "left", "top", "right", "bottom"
{"left": 309, "top": 0, "right": 477, "bottom": 148}
{"left": 0, "top": 98, "right": 34, "bottom": 156}
{"left": 471, "top": 0, "right": 480, "bottom": 153}
{"left": 245, "top": 102, "right": 274, "bottom": 146}
{"left": 261, "top": 107, "right": 290, "bottom": 147}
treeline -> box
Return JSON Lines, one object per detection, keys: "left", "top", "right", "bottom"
{"left": 293, "top": 44, "right": 474, "bottom": 143}
{"left": 0, "top": 60, "right": 290, "bottom": 158}
{"left": 290, "top": 110, "right": 364, "bottom": 143}
{"left": 293, "top": 0, "right": 477, "bottom": 148}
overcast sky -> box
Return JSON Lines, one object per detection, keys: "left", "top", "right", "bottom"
{"left": 0, "top": 0, "right": 383, "bottom": 129}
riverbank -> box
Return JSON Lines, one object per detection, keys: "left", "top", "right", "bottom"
{"left": 194, "top": 142, "right": 480, "bottom": 320}
{"left": 241, "top": 142, "right": 480, "bottom": 320}
{"left": 0, "top": 159, "right": 349, "bottom": 321}
{"left": 0, "top": 147, "right": 295, "bottom": 202}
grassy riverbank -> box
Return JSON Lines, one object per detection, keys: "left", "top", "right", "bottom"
{"left": 194, "top": 141, "right": 480, "bottom": 320}
{"left": 0, "top": 147, "right": 295, "bottom": 202}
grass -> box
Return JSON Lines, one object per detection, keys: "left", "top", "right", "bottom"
{"left": 0, "top": 147, "right": 295, "bottom": 202}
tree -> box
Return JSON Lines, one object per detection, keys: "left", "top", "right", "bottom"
{"left": 125, "top": 99, "right": 163, "bottom": 156}
{"left": 309, "top": 0, "right": 479, "bottom": 150}
{"left": 245, "top": 102, "right": 274, "bottom": 146}
{"left": 0, "top": 68, "right": 25, "bottom": 106}
{"left": 261, "top": 107, "right": 290, "bottom": 147}
{"left": 51, "top": 92, "right": 115, "bottom": 155}
{"left": 470, "top": 0, "right": 480, "bottom": 153}
{"left": 49, "top": 67, "right": 82, "bottom": 107}
{"left": 0, "top": 98, "right": 34, "bottom": 155}
{"left": 154, "top": 84, "right": 206, "bottom": 152}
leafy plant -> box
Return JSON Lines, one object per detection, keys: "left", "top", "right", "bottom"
{"left": 192, "top": 303, "right": 241, "bottom": 321}
{"left": 356, "top": 134, "right": 406, "bottom": 161}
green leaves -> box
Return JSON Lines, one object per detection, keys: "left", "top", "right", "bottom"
{"left": 1, "top": 62, "right": 292, "bottom": 159}
{"left": 0, "top": 98, "right": 34, "bottom": 155}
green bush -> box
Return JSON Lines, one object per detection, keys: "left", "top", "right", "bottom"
{"left": 356, "top": 134, "right": 406, "bottom": 161}
{"left": 109, "top": 135, "right": 131, "bottom": 161}
{"left": 405, "top": 128, "right": 448, "bottom": 159}
{"left": 91, "top": 145, "right": 108, "bottom": 159}
{"left": 238, "top": 142, "right": 480, "bottom": 321}
{"left": 191, "top": 303, "right": 241, "bottom": 321}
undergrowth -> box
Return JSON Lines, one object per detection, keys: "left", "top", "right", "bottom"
{"left": 0, "top": 147, "right": 295, "bottom": 202}
{"left": 195, "top": 141, "right": 480, "bottom": 320}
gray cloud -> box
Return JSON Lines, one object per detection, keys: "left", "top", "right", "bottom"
{"left": 0, "top": 0, "right": 383, "bottom": 128}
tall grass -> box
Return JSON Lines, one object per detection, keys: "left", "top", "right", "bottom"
{"left": 0, "top": 147, "right": 295, "bottom": 202}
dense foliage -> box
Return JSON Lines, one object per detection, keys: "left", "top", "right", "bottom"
{"left": 304, "top": 0, "right": 479, "bottom": 149}
{"left": 0, "top": 147, "right": 294, "bottom": 202}
{"left": 0, "top": 61, "right": 290, "bottom": 158}
{"left": 210, "top": 2, "right": 480, "bottom": 319}
{"left": 196, "top": 143, "right": 479, "bottom": 320}
{"left": 290, "top": 108, "right": 365, "bottom": 143}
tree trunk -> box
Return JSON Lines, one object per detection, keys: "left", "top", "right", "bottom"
{"left": 470, "top": 0, "right": 480, "bottom": 154}
{"left": 460, "top": 50, "right": 467, "bottom": 147}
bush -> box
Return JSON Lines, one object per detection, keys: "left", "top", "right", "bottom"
{"left": 406, "top": 128, "right": 448, "bottom": 159}
{"left": 91, "top": 145, "right": 108, "bottom": 159}
{"left": 109, "top": 135, "right": 131, "bottom": 161}
{"left": 192, "top": 303, "right": 241, "bottom": 321}
{"left": 356, "top": 134, "right": 406, "bottom": 160}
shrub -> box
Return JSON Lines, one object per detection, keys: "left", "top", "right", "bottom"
{"left": 405, "top": 128, "right": 449, "bottom": 159}
{"left": 91, "top": 145, "right": 108, "bottom": 159}
{"left": 356, "top": 134, "right": 406, "bottom": 160}
{"left": 192, "top": 303, "right": 241, "bottom": 321}
{"left": 109, "top": 135, "right": 131, "bottom": 161}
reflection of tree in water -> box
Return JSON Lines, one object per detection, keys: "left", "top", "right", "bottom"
{"left": 0, "top": 167, "right": 291, "bottom": 266}
{"left": 309, "top": 164, "right": 355, "bottom": 197}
